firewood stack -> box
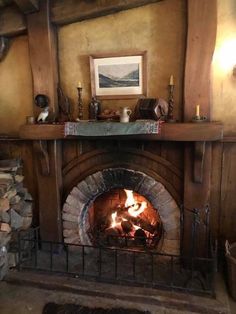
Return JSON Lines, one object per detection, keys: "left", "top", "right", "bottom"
{"left": 0, "top": 159, "right": 33, "bottom": 279}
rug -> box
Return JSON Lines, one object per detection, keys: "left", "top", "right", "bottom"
{"left": 42, "top": 303, "right": 150, "bottom": 314}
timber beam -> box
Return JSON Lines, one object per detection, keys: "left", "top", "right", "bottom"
{"left": 51, "top": 0, "right": 164, "bottom": 25}
{"left": 0, "top": 4, "right": 26, "bottom": 37}
{"left": 14, "top": 0, "right": 39, "bottom": 14}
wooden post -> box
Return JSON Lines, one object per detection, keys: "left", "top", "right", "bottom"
{"left": 183, "top": 0, "right": 217, "bottom": 257}
{"left": 27, "top": 0, "right": 62, "bottom": 242}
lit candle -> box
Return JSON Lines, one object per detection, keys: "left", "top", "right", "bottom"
{"left": 78, "top": 81, "right": 82, "bottom": 88}
{"left": 196, "top": 105, "right": 200, "bottom": 117}
{"left": 169, "top": 75, "right": 174, "bottom": 85}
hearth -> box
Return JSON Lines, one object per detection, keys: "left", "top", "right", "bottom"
{"left": 88, "top": 188, "right": 163, "bottom": 250}
{"left": 62, "top": 168, "right": 180, "bottom": 255}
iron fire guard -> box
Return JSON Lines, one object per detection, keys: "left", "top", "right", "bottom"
{"left": 12, "top": 205, "right": 216, "bottom": 296}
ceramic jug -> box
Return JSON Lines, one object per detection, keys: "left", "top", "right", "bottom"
{"left": 120, "top": 107, "right": 132, "bottom": 123}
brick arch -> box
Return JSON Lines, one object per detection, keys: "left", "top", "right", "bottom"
{"left": 62, "top": 148, "right": 183, "bottom": 204}
{"left": 63, "top": 168, "right": 180, "bottom": 255}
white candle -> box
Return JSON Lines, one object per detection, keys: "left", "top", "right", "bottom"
{"left": 169, "top": 75, "right": 174, "bottom": 85}
{"left": 78, "top": 81, "right": 82, "bottom": 88}
{"left": 196, "top": 105, "right": 200, "bottom": 117}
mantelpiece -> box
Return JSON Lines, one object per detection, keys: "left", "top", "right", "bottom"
{"left": 19, "top": 121, "right": 223, "bottom": 185}
{"left": 19, "top": 122, "right": 223, "bottom": 141}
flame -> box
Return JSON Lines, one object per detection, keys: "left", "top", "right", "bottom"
{"left": 124, "top": 189, "right": 146, "bottom": 217}
{"left": 111, "top": 211, "right": 117, "bottom": 228}
{"left": 110, "top": 190, "right": 148, "bottom": 235}
{"left": 124, "top": 189, "right": 135, "bottom": 207}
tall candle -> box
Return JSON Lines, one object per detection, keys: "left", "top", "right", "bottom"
{"left": 78, "top": 81, "right": 82, "bottom": 88}
{"left": 196, "top": 105, "right": 200, "bottom": 117}
{"left": 169, "top": 75, "right": 174, "bottom": 85}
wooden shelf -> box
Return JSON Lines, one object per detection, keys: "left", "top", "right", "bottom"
{"left": 19, "top": 122, "right": 223, "bottom": 141}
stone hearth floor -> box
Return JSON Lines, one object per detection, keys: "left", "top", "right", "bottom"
{"left": 0, "top": 270, "right": 235, "bottom": 314}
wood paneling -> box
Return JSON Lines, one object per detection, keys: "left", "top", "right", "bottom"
{"left": 220, "top": 143, "right": 236, "bottom": 242}
{"left": 51, "top": 0, "right": 163, "bottom": 25}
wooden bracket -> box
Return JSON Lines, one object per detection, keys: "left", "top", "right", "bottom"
{"left": 34, "top": 140, "right": 50, "bottom": 176}
{"left": 193, "top": 141, "right": 205, "bottom": 183}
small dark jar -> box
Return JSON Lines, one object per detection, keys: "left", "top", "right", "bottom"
{"left": 89, "top": 97, "right": 101, "bottom": 120}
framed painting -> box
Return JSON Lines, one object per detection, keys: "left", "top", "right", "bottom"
{"left": 90, "top": 51, "right": 147, "bottom": 99}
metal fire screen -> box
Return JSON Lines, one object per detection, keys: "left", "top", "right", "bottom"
{"left": 13, "top": 206, "right": 216, "bottom": 296}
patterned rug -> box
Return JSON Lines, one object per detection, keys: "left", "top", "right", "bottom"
{"left": 42, "top": 303, "right": 150, "bottom": 314}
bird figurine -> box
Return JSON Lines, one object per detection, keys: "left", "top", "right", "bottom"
{"left": 37, "top": 106, "right": 49, "bottom": 123}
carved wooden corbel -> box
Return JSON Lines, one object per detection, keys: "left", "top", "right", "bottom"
{"left": 34, "top": 140, "right": 50, "bottom": 176}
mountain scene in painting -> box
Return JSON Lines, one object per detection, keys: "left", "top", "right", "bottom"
{"left": 98, "top": 63, "right": 139, "bottom": 88}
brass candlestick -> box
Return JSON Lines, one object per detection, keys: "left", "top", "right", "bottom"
{"left": 167, "top": 84, "right": 176, "bottom": 122}
{"left": 77, "top": 87, "right": 83, "bottom": 120}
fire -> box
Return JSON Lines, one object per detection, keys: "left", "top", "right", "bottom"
{"left": 110, "top": 189, "right": 147, "bottom": 234}
{"left": 111, "top": 211, "right": 118, "bottom": 228}
{"left": 125, "top": 189, "right": 146, "bottom": 217}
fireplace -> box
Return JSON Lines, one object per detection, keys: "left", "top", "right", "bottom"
{"left": 62, "top": 168, "right": 180, "bottom": 255}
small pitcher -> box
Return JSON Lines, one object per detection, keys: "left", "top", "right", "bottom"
{"left": 120, "top": 107, "right": 132, "bottom": 123}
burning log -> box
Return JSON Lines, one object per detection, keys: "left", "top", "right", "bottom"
{"left": 104, "top": 227, "right": 121, "bottom": 246}
{"left": 121, "top": 220, "right": 133, "bottom": 234}
{"left": 134, "top": 228, "right": 146, "bottom": 245}
{"left": 121, "top": 212, "right": 156, "bottom": 234}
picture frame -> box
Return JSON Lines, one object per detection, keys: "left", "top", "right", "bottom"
{"left": 89, "top": 51, "right": 147, "bottom": 99}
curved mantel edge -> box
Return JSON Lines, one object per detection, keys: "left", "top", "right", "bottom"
{"left": 19, "top": 122, "right": 224, "bottom": 142}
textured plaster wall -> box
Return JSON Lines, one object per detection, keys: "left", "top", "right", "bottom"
{"left": 58, "top": 0, "right": 186, "bottom": 120}
{"left": 0, "top": 36, "right": 33, "bottom": 136}
{"left": 212, "top": 0, "right": 236, "bottom": 135}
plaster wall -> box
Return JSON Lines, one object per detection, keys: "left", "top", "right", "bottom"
{"left": 0, "top": 36, "right": 33, "bottom": 136}
{"left": 58, "top": 0, "right": 186, "bottom": 120}
{"left": 212, "top": 0, "right": 236, "bottom": 135}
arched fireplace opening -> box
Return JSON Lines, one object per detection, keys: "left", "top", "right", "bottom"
{"left": 62, "top": 168, "right": 180, "bottom": 255}
{"left": 87, "top": 188, "right": 163, "bottom": 250}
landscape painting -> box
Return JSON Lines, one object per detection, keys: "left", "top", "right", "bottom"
{"left": 90, "top": 52, "right": 147, "bottom": 99}
{"left": 98, "top": 63, "right": 139, "bottom": 88}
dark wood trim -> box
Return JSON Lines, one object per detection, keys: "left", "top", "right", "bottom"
{"left": 193, "top": 141, "right": 205, "bottom": 183}
{"left": 184, "top": 0, "right": 217, "bottom": 120}
{"left": 183, "top": 0, "right": 217, "bottom": 257}
{"left": 0, "top": 4, "right": 26, "bottom": 37}
{"left": 51, "top": 0, "right": 164, "bottom": 26}
{"left": 27, "top": 0, "right": 59, "bottom": 115}
{"left": 19, "top": 122, "right": 223, "bottom": 141}
{"left": 34, "top": 140, "right": 62, "bottom": 242}
{"left": 26, "top": 0, "right": 62, "bottom": 242}
{"left": 14, "top": 0, "right": 39, "bottom": 14}
{"left": 221, "top": 136, "right": 236, "bottom": 143}
{"left": 34, "top": 140, "right": 50, "bottom": 176}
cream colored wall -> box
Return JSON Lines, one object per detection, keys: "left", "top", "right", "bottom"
{"left": 212, "top": 0, "right": 236, "bottom": 135}
{"left": 0, "top": 36, "right": 33, "bottom": 136}
{"left": 58, "top": 0, "right": 186, "bottom": 120}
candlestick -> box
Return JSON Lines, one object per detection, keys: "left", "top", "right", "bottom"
{"left": 77, "top": 86, "right": 83, "bottom": 120}
{"left": 167, "top": 78, "right": 176, "bottom": 122}
{"left": 196, "top": 105, "right": 200, "bottom": 117}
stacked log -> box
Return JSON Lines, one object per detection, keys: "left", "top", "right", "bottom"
{"left": 0, "top": 159, "right": 33, "bottom": 279}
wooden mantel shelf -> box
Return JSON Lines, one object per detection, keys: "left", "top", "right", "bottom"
{"left": 19, "top": 122, "right": 223, "bottom": 141}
